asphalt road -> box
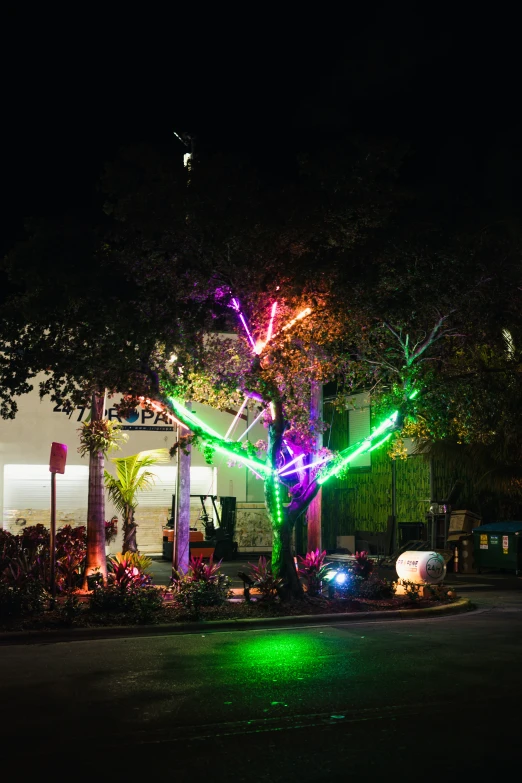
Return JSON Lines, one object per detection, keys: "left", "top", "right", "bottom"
{"left": 1, "top": 588, "right": 521, "bottom": 778}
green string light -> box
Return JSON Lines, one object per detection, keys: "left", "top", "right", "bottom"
{"left": 206, "top": 440, "right": 273, "bottom": 475}
{"left": 168, "top": 396, "right": 272, "bottom": 475}
{"left": 273, "top": 475, "right": 284, "bottom": 526}
{"left": 366, "top": 432, "right": 393, "bottom": 453}
{"left": 168, "top": 396, "right": 223, "bottom": 439}
{"left": 317, "top": 410, "right": 399, "bottom": 485}
{"left": 167, "top": 388, "right": 420, "bottom": 491}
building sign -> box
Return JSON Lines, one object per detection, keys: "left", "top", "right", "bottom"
{"left": 490, "top": 535, "right": 499, "bottom": 545}
{"left": 53, "top": 403, "right": 174, "bottom": 432}
{"left": 480, "top": 534, "right": 488, "bottom": 550}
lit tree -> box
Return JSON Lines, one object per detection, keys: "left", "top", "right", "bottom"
{"left": 135, "top": 285, "right": 419, "bottom": 598}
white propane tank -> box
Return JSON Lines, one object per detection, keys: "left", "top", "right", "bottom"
{"left": 396, "top": 551, "right": 446, "bottom": 584}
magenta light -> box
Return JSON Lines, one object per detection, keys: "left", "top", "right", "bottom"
{"left": 238, "top": 312, "right": 257, "bottom": 351}
{"left": 276, "top": 453, "right": 305, "bottom": 475}
{"left": 283, "top": 439, "right": 295, "bottom": 456}
{"left": 230, "top": 297, "right": 257, "bottom": 351}
{"left": 278, "top": 455, "right": 329, "bottom": 478}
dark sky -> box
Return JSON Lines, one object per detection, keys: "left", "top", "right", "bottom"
{"left": 2, "top": 10, "right": 522, "bottom": 254}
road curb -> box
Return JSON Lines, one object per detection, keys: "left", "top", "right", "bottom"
{"left": 0, "top": 598, "right": 473, "bottom": 645}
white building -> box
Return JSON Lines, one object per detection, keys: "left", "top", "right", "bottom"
{"left": 0, "top": 377, "right": 271, "bottom": 554}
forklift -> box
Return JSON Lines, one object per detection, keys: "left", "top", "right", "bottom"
{"left": 162, "top": 495, "right": 238, "bottom": 561}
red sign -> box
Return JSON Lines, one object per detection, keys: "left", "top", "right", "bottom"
{"left": 49, "top": 442, "right": 67, "bottom": 474}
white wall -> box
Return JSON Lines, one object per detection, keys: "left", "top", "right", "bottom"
{"left": 0, "top": 378, "right": 267, "bottom": 544}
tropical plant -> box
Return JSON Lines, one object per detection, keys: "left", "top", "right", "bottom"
{"left": 247, "top": 556, "right": 284, "bottom": 601}
{"left": 104, "top": 517, "right": 118, "bottom": 545}
{"left": 297, "top": 549, "right": 330, "bottom": 596}
{"left": 79, "top": 394, "right": 128, "bottom": 587}
{"left": 104, "top": 448, "right": 170, "bottom": 553}
{"left": 171, "top": 555, "right": 231, "bottom": 614}
{"left": 78, "top": 417, "right": 127, "bottom": 458}
{"left": 107, "top": 552, "right": 153, "bottom": 589}
{"left": 183, "top": 554, "right": 223, "bottom": 583}
{"left": 3, "top": 552, "right": 45, "bottom": 587}
{"left": 352, "top": 551, "right": 374, "bottom": 580}
{"left": 0, "top": 524, "right": 87, "bottom": 593}
{"left": 55, "top": 525, "right": 87, "bottom": 592}
{"left": 0, "top": 529, "right": 18, "bottom": 573}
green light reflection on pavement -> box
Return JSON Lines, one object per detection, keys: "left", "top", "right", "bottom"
{"left": 234, "top": 633, "right": 323, "bottom": 681}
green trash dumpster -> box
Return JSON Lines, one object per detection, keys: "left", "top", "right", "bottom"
{"left": 472, "top": 521, "right": 522, "bottom": 575}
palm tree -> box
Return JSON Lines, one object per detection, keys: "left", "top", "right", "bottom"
{"left": 104, "top": 449, "right": 171, "bottom": 553}
{"left": 79, "top": 391, "right": 127, "bottom": 587}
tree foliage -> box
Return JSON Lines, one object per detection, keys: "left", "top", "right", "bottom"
{"left": 2, "top": 138, "right": 522, "bottom": 593}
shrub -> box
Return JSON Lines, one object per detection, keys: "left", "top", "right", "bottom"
{"left": 426, "top": 583, "right": 454, "bottom": 601}
{"left": 20, "top": 524, "right": 49, "bottom": 561}
{"left": 129, "top": 587, "right": 165, "bottom": 623}
{"left": 0, "top": 530, "right": 18, "bottom": 572}
{"left": 352, "top": 551, "right": 374, "bottom": 580}
{"left": 56, "top": 594, "right": 84, "bottom": 626}
{"left": 297, "top": 549, "right": 330, "bottom": 596}
{"left": 3, "top": 552, "right": 46, "bottom": 587}
{"left": 55, "top": 525, "right": 87, "bottom": 592}
{"left": 1, "top": 524, "right": 87, "bottom": 594}
{"left": 402, "top": 581, "right": 421, "bottom": 602}
{"left": 247, "top": 556, "right": 284, "bottom": 601}
{"left": 174, "top": 578, "right": 231, "bottom": 613}
{"left": 89, "top": 584, "right": 164, "bottom": 622}
{"left": 184, "top": 554, "right": 222, "bottom": 583}
{"left": 0, "top": 581, "right": 48, "bottom": 621}
{"left": 357, "top": 577, "right": 396, "bottom": 600}
{"left": 172, "top": 555, "right": 231, "bottom": 614}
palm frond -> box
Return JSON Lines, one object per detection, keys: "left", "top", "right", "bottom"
{"left": 104, "top": 448, "right": 171, "bottom": 510}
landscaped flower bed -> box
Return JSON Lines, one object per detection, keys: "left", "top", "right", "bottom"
{"left": 0, "top": 528, "right": 460, "bottom": 633}
{"left": 0, "top": 591, "right": 457, "bottom": 633}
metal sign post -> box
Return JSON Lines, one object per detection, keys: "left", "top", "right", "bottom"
{"left": 49, "top": 442, "right": 67, "bottom": 608}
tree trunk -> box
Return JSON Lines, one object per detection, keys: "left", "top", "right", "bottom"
{"left": 271, "top": 514, "right": 303, "bottom": 599}
{"left": 122, "top": 507, "right": 138, "bottom": 553}
{"left": 264, "top": 469, "right": 303, "bottom": 599}
{"left": 174, "top": 411, "right": 191, "bottom": 575}
{"left": 307, "top": 382, "right": 323, "bottom": 553}
{"left": 83, "top": 391, "right": 107, "bottom": 587}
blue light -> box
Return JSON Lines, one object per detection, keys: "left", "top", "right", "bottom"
{"left": 335, "top": 572, "right": 347, "bottom": 585}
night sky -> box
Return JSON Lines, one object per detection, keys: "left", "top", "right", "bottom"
{"left": 3, "top": 11, "right": 521, "bottom": 256}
